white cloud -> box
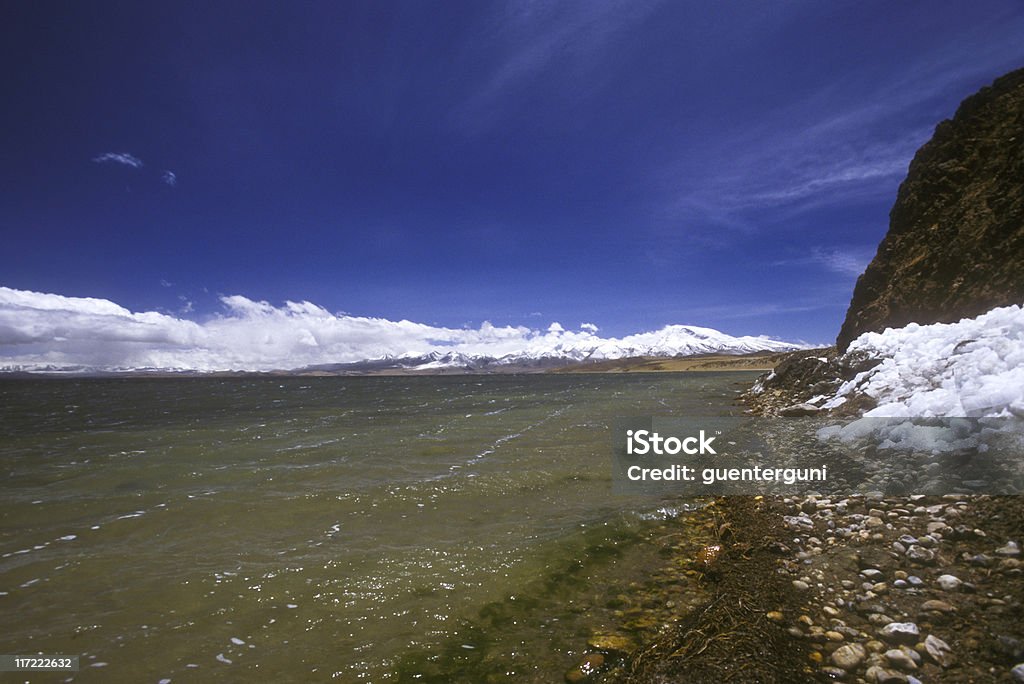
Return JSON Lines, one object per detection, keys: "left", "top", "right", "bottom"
{"left": 0, "top": 286, "right": 799, "bottom": 372}
{"left": 162, "top": 170, "right": 177, "bottom": 186}
{"left": 92, "top": 152, "right": 144, "bottom": 168}
{"left": 773, "top": 246, "right": 875, "bottom": 278}
{"left": 580, "top": 322, "right": 599, "bottom": 333}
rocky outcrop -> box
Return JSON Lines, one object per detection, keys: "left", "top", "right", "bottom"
{"left": 837, "top": 67, "right": 1024, "bottom": 351}
{"left": 740, "top": 347, "right": 879, "bottom": 416}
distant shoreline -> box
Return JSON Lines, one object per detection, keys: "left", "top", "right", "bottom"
{"left": 0, "top": 352, "right": 792, "bottom": 379}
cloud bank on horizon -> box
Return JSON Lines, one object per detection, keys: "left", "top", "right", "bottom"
{"left": 0, "top": 286, "right": 801, "bottom": 372}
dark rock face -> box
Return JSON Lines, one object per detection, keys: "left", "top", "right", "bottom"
{"left": 837, "top": 68, "right": 1024, "bottom": 351}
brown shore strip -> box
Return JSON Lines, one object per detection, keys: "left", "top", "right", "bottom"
{"left": 621, "top": 496, "right": 823, "bottom": 683}
{"left": 590, "top": 493, "right": 1024, "bottom": 683}
{"left": 551, "top": 352, "right": 793, "bottom": 374}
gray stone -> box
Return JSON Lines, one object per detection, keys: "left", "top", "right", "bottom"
{"left": 905, "top": 545, "right": 935, "bottom": 564}
{"left": 866, "top": 665, "right": 908, "bottom": 683}
{"left": 969, "top": 553, "right": 993, "bottom": 567}
{"left": 884, "top": 648, "right": 918, "bottom": 671}
{"left": 907, "top": 575, "right": 924, "bottom": 587}
{"left": 831, "top": 642, "right": 867, "bottom": 669}
{"left": 866, "top": 516, "right": 885, "bottom": 528}
{"left": 996, "top": 541, "right": 1021, "bottom": 557}
{"left": 784, "top": 514, "right": 814, "bottom": 531}
{"left": 996, "top": 635, "right": 1024, "bottom": 660}
{"left": 924, "top": 634, "right": 955, "bottom": 668}
{"left": 780, "top": 403, "right": 821, "bottom": 417}
{"left": 879, "top": 622, "right": 920, "bottom": 644}
{"left": 936, "top": 574, "right": 961, "bottom": 591}
{"left": 792, "top": 579, "right": 810, "bottom": 591}
{"left": 1012, "top": 663, "right": 1024, "bottom": 683}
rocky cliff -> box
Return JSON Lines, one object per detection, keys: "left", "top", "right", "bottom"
{"left": 836, "top": 67, "right": 1024, "bottom": 351}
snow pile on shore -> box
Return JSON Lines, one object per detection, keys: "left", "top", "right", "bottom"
{"left": 824, "top": 304, "right": 1024, "bottom": 418}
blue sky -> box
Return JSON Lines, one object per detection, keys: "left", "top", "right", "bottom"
{"left": 3, "top": 1, "right": 1024, "bottom": 345}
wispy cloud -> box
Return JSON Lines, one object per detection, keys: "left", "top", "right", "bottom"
{"left": 456, "top": 0, "right": 665, "bottom": 129}
{"left": 161, "top": 170, "right": 177, "bottom": 186}
{"left": 92, "top": 152, "right": 144, "bottom": 168}
{"left": 0, "top": 286, "right": 799, "bottom": 372}
{"left": 659, "top": 17, "right": 1024, "bottom": 242}
{"left": 774, "top": 246, "right": 875, "bottom": 278}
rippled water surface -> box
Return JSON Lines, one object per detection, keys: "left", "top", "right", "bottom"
{"left": 0, "top": 373, "right": 754, "bottom": 682}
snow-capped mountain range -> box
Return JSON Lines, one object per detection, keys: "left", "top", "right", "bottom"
{"left": 300, "top": 325, "right": 805, "bottom": 374}
{"left": 0, "top": 287, "right": 806, "bottom": 374}
{"left": 0, "top": 324, "right": 805, "bottom": 375}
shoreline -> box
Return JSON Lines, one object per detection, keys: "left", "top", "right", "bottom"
{"left": 0, "top": 351, "right": 795, "bottom": 379}
{"left": 584, "top": 494, "right": 1024, "bottom": 682}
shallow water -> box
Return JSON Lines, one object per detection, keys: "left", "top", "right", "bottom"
{"left": 0, "top": 373, "right": 754, "bottom": 682}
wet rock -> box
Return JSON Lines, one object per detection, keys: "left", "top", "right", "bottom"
{"left": 586, "top": 635, "right": 635, "bottom": 656}
{"left": 565, "top": 668, "right": 587, "bottom": 684}
{"left": 694, "top": 544, "right": 722, "bottom": 573}
{"left": 793, "top": 580, "right": 810, "bottom": 591}
{"left": 936, "top": 574, "right": 962, "bottom": 591}
{"left": 880, "top": 622, "right": 920, "bottom": 645}
{"left": 564, "top": 652, "right": 605, "bottom": 682}
{"left": 924, "top": 634, "right": 955, "bottom": 667}
{"left": 1013, "top": 663, "right": 1024, "bottom": 683}
{"left": 907, "top": 576, "right": 924, "bottom": 587}
{"left": 831, "top": 642, "right": 867, "bottom": 669}
{"left": 766, "top": 610, "right": 784, "bottom": 622}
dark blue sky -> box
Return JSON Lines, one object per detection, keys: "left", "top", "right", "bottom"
{"left": 3, "top": 1, "right": 1023, "bottom": 343}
